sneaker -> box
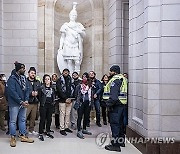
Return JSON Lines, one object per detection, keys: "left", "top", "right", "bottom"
{"left": 28, "top": 131, "right": 33, "bottom": 135}
{"left": 38, "top": 134, "right": 44, "bottom": 141}
{"left": 82, "top": 129, "right": 92, "bottom": 135}
{"left": 65, "top": 128, "right": 73, "bottom": 133}
{"left": 10, "top": 136, "right": 16, "bottom": 147}
{"left": 46, "top": 133, "right": 54, "bottom": 139}
{"left": 32, "top": 131, "right": 38, "bottom": 135}
{"left": 103, "top": 121, "right": 107, "bottom": 125}
{"left": 71, "top": 124, "right": 76, "bottom": 130}
{"left": 49, "top": 130, "right": 54, "bottom": 133}
{"left": 77, "top": 131, "right": 84, "bottom": 139}
{"left": 60, "top": 130, "right": 67, "bottom": 136}
{"left": 105, "top": 145, "right": 121, "bottom": 152}
{"left": 96, "top": 123, "right": 102, "bottom": 127}
{"left": 19, "top": 135, "right": 34, "bottom": 143}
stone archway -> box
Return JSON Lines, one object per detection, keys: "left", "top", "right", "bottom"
{"left": 38, "top": 0, "right": 105, "bottom": 78}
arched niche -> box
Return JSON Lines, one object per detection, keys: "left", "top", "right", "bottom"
{"left": 41, "top": 0, "right": 104, "bottom": 77}
{"left": 54, "top": 0, "right": 93, "bottom": 75}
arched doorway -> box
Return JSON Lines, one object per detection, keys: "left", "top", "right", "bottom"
{"left": 37, "top": 0, "right": 107, "bottom": 78}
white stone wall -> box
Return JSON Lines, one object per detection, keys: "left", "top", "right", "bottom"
{"left": 128, "top": 0, "right": 180, "bottom": 140}
{"left": 160, "top": 0, "right": 180, "bottom": 140}
{"left": 0, "top": 0, "right": 2, "bottom": 73}
{"left": 2, "top": 0, "right": 38, "bottom": 76}
{"left": 108, "top": 0, "right": 129, "bottom": 73}
{"left": 128, "top": 0, "right": 146, "bottom": 137}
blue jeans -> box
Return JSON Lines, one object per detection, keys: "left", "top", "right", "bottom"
{"left": 94, "top": 99, "right": 101, "bottom": 124}
{"left": 9, "top": 106, "right": 27, "bottom": 136}
{"left": 87, "top": 99, "right": 101, "bottom": 124}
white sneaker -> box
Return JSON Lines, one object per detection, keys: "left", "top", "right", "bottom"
{"left": 32, "top": 131, "right": 38, "bottom": 135}
{"left": 29, "top": 131, "right": 38, "bottom": 135}
{"left": 29, "top": 131, "right": 33, "bottom": 135}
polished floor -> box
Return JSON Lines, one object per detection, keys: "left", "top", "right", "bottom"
{"left": 0, "top": 119, "right": 141, "bottom": 154}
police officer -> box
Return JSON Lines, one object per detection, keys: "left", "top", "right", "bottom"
{"left": 103, "top": 65, "right": 127, "bottom": 152}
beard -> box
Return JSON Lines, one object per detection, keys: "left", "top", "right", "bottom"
{"left": 109, "top": 73, "right": 115, "bottom": 79}
{"left": 20, "top": 71, "right": 25, "bottom": 75}
{"left": 29, "top": 76, "right": 35, "bottom": 80}
{"left": 73, "top": 77, "right": 79, "bottom": 81}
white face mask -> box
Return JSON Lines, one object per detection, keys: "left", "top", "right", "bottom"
{"left": 2, "top": 77, "right": 6, "bottom": 81}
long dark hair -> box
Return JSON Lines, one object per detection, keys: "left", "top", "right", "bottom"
{"left": 42, "top": 74, "right": 52, "bottom": 85}
{"left": 82, "top": 72, "right": 92, "bottom": 87}
{"left": 101, "top": 74, "right": 109, "bottom": 82}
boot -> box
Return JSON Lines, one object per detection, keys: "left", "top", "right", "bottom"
{"left": 10, "top": 136, "right": 16, "bottom": 147}
{"left": 19, "top": 135, "right": 34, "bottom": 143}
{"left": 105, "top": 144, "right": 121, "bottom": 152}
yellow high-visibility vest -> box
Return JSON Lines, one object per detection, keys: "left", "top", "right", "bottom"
{"left": 103, "top": 74, "right": 127, "bottom": 104}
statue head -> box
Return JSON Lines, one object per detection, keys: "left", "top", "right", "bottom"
{"left": 69, "top": 2, "right": 78, "bottom": 22}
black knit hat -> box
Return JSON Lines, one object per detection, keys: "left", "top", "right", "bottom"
{"left": 15, "top": 62, "right": 25, "bottom": 72}
{"left": 28, "top": 67, "right": 36, "bottom": 73}
{"left": 110, "top": 65, "right": 120, "bottom": 74}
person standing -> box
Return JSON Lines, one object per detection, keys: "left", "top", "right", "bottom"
{"left": 38, "top": 74, "right": 55, "bottom": 141}
{"left": 103, "top": 65, "right": 127, "bottom": 152}
{"left": 76, "top": 72, "right": 93, "bottom": 139}
{"left": 52, "top": 73, "right": 60, "bottom": 129}
{"left": 56, "top": 69, "right": 74, "bottom": 136}
{"left": 7, "top": 62, "right": 34, "bottom": 147}
{"left": 100, "top": 74, "right": 109, "bottom": 125}
{"left": 70, "top": 71, "right": 81, "bottom": 130}
{"left": 26, "top": 67, "right": 41, "bottom": 135}
{"left": 0, "top": 74, "right": 7, "bottom": 131}
{"left": 88, "top": 71, "right": 102, "bottom": 127}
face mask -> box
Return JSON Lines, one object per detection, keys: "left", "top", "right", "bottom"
{"left": 2, "top": 77, "right": 6, "bottom": 81}
{"left": 82, "top": 79, "right": 88, "bottom": 84}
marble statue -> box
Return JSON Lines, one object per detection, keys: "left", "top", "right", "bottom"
{"left": 57, "top": 2, "right": 86, "bottom": 74}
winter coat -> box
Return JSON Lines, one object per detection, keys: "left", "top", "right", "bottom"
{"left": 7, "top": 74, "right": 30, "bottom": 107}
{"left": 0, "top": 81, "right": 7, "bottom": 110}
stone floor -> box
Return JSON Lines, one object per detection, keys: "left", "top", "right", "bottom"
{"left": 0, "top": 119, "right": 142, "bottom": 154}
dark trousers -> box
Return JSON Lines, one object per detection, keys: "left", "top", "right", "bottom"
{"left": 55, "top": 114, "right": 60, "bottom": 127}
{"left": 102, "top": 106, "right": 110, "bottom": 123}
{"left": 87, "top": 99, "right": 101, "bottom": 124}
{"left": 109, "top": 105, "right": 125, "bottom": 147}
{"left": 77, "top": 101, "right": 90, "bottom": 131}
{"left": 123, "top": 105, "right": 128, "bottom": 134}
{"left": 39, "top": 103, "right": 54, "bottom": 134}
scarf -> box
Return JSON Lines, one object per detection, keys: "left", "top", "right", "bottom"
{"left": 80, "top": 83, "right": 91, "bottom": 102}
